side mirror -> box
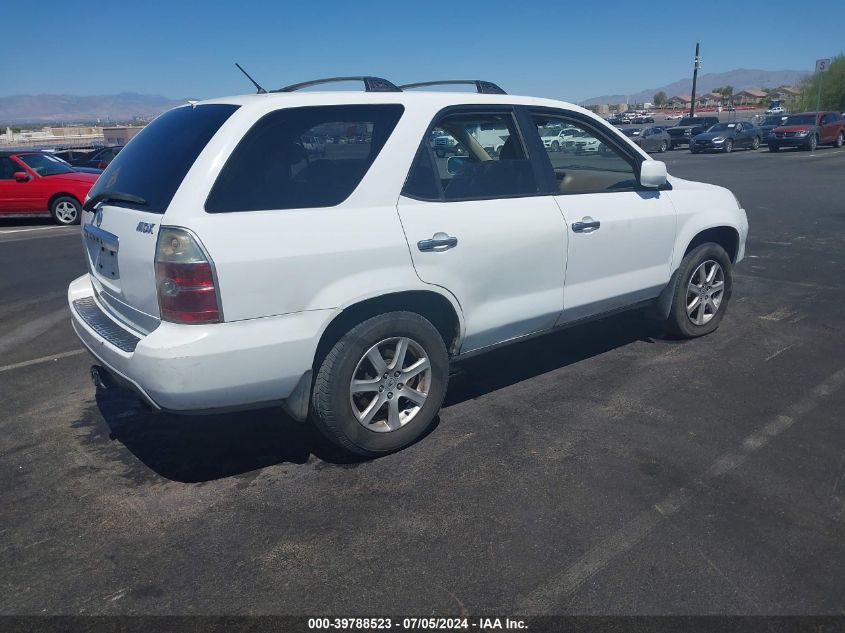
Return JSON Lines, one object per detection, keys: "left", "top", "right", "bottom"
{"left": 639, "top": 160, "right": 667, "bottom": 188}
{"left": 14, "top": 171, "right": 29, "bottom": 182}
{"left": 446, "top": 155, "right": 468, "bottom": 176}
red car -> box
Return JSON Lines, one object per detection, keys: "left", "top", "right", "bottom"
{"left": 768, "top": 111, "right": 845, "bottom": 152}
{"left": 0, "top": 151, "right": 99, "bottom": 225}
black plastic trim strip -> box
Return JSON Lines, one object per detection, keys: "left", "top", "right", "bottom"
{"left": 73, "top": 297, "right": 140, "bottom": 353}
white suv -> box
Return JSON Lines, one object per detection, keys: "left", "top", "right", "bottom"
{"left": 69, "top": 77, "right": 748, "bottom": 457}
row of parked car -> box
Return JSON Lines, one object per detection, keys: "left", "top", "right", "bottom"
{"left": 623, "top": 111, "right": 845, "bottom": 154}
{"left": 0, "top": 146, "right": 124, "bottom": 225}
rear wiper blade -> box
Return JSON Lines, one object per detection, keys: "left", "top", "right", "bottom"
{"left": 83, "top": 190, "right": 147, "bottom": 212}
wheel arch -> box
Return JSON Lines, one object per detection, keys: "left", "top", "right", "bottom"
{"left": 682, "top": 225, "right": 740, "bottom": 263}
{"left": 47, "top": 192, "right": 82, "bottom": 210}
{"left": 656, "top": 224, "right": 741, "bottom": 321}
{"left": 313, "top": 290, "right": 464, "bottom": 373}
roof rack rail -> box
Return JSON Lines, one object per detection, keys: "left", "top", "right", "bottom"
{"left": 399, "top": 80, "right": 507, "bottom": 95}
{"left": 272, "top": 76, "right": 401, "bottom": 93}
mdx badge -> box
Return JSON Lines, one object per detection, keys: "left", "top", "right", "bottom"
{"left": 136, "top": 222, "right": 157, "bottom": 234}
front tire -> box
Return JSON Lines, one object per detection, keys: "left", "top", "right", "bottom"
{"left": 50, "top": 196, "right": 81, "bottom": 225}
{"left": 806, "top": 135, "right": 818, "bottom": 152}
{"left": 659, "top": 140, "right": 668, "bottom": 153}
{"left": 665, "top": 243, "right": 733, "bottom": 339}
{"left": 724, "top": 139, "right": 733, "bottom": 153}
{"left": 751, "top": 136, "right": 760, "bottom": 150}
{"left": 311, "top": 312, "right": 449, "bottom": 457}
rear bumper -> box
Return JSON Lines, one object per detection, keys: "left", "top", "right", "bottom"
{"left": 69, "top": 274, "right": 330, "bottom": 413}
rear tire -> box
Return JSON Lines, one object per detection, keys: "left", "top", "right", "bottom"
{"left": 665, "top": 243, "right": 733, "bottom": 339}
{"left": 806, "top": 135, "right": 817, "bottom": 152}
{"left": 50, "top": 196, "right": 81, "bottom": 225}
{"left": 834, "top": 131, "right": 844, "bottom": 148}
{"left": 311, "top": 312, "right": 449, "bottom": 457}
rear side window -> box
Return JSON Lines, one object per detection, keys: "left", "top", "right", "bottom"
{"left": 88, "top": 104, "right": 239, "bottom": 214}
{"left": 205, "top": 104, "right": 404, "bottom": 213}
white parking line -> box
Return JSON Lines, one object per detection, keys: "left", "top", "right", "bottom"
{"left": 0, "top": 349, "right": 86, "bottom": 373}
{"left": 518, "top": 365, "right": 845, "bottom": 613}
{"left": 0, "top": 308, "right": 71, "bottom": 356}
{"left": 0, "top": 226, "right": 74, "bottom": 234}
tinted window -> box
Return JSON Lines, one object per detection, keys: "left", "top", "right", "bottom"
{"left": 17, "top": 153, "right": 75, "bottom": 176}
{"left": 0, "top": 157, "right": 21, "bottom": 179}
{"left": 402, "top": 110, "right": 538, "bottom": 201}
{"left": 206, "top": 104, "right": 403, "bottom": 213}
{"left": 531, "top": 112, "right": 637, "bottom": 195}
{"left": 89, "top": 104, "right": 239, "bottom": 214}
{"left": 402, "top": 145, "right": 440, "bottom": 200}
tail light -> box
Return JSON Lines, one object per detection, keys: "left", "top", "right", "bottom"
{"left": 155, "top": 228, "right": 221, "bottom": 324}
{"left": 98, "top": 162, "right": 108, "bottom": 169}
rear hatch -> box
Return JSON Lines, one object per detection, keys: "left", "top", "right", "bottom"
{"left": 81, "top": 103, "right": 239, "bottom": 334}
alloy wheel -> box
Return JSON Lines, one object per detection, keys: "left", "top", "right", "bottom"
{"left": 686, "top": 260, "right": 725, "bottom": 326}
{"left": 349, "top": 337, "right": 431, "bottom": 433}
{"left": 54, "top": 201, "right": 78, "bottom": 224}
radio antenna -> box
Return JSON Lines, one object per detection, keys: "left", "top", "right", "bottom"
{"left": 235, "top": 63, "right": 267, "bottom": 94}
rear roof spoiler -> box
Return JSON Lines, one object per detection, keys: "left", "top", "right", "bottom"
{"left": 399, "top": 80, "right": 507, "bottom": 95}
{"left": 273, "top": 76, "right": 401, "bottom": 93}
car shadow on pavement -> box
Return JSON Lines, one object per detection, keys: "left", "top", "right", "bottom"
{"left": 92, "top": 310, "right": 662, "bottom": 483}
{"left": 445, "top": 310, "right": 664, "bottom": 406}
{"left": 93, "top": 389, "right": 364, "bottom": 483}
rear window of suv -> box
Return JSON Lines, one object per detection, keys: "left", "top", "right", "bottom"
{"left": 88, "top": 104, "right": 239, "bottom": 213}
{"left": 205, "top": 104, "right": 404, "bottom": 213}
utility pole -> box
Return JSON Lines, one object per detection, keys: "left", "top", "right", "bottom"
{"left": 690, "top": 42, "right": 701, "bottom": 117}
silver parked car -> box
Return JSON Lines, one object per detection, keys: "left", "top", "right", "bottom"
{"left": 620, "top": 126, "right": 671, "bottom": 153}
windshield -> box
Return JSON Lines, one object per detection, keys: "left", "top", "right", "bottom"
{"left": 784, "top": 114, "right": 817, "bottom": 126}
{"left": 17, "top": 153, "right": 76, "bottom": 176}
{"left": 620, "top": 128, "right": 638, "bottom": 136}
{"left": 707, "top": 123, "right": 733, "bottom": 132}
{"left": 763, "top": 116, "right": 786, "bottom": 126}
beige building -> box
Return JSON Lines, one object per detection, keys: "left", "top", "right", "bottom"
{"left": 102, "top": 126, "right": 144, "bottom": 146}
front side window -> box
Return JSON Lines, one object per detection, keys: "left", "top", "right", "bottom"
{"left": 402, "top": 110, "right": 538, "bottom": 201}
{"left": 206, "top": 104, "right": 403, "bottom": 213}
{"left": 17, "top": 153, "right": 75, "bottom": 176}
{"left": 531, "top": 112, "right": 637, "bottom": 195}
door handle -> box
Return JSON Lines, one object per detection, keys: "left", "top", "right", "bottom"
{"left": 572, "top": 220, "right": 601, "bottom": 233}
{"left": 417, "top": 235, "right": 458, "bottom": 251}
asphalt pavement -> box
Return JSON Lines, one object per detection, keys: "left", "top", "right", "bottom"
{"left": 1, "top": 145, "right": 844, "bottom": 616}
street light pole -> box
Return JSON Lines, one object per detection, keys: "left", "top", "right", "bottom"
{"left": 690, "top": 42, "right": 701, "bottom": 117}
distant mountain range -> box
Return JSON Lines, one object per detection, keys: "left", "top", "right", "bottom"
{"left": 0, "top": 92, "right": 187, "bottom": 125}
{"left": 582, "top": 68, "right": 809, "bottom": 106}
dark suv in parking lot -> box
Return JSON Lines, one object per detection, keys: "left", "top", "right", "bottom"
{"left": 768, "top": 112, "right": 845, "bottom": 152}
{"left": 666, "top": 116, "right": 720, "bottom": 149}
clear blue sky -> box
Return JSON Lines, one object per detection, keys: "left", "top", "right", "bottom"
{"left": 1, "top": 0, "right": 840, "bottom": 102}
